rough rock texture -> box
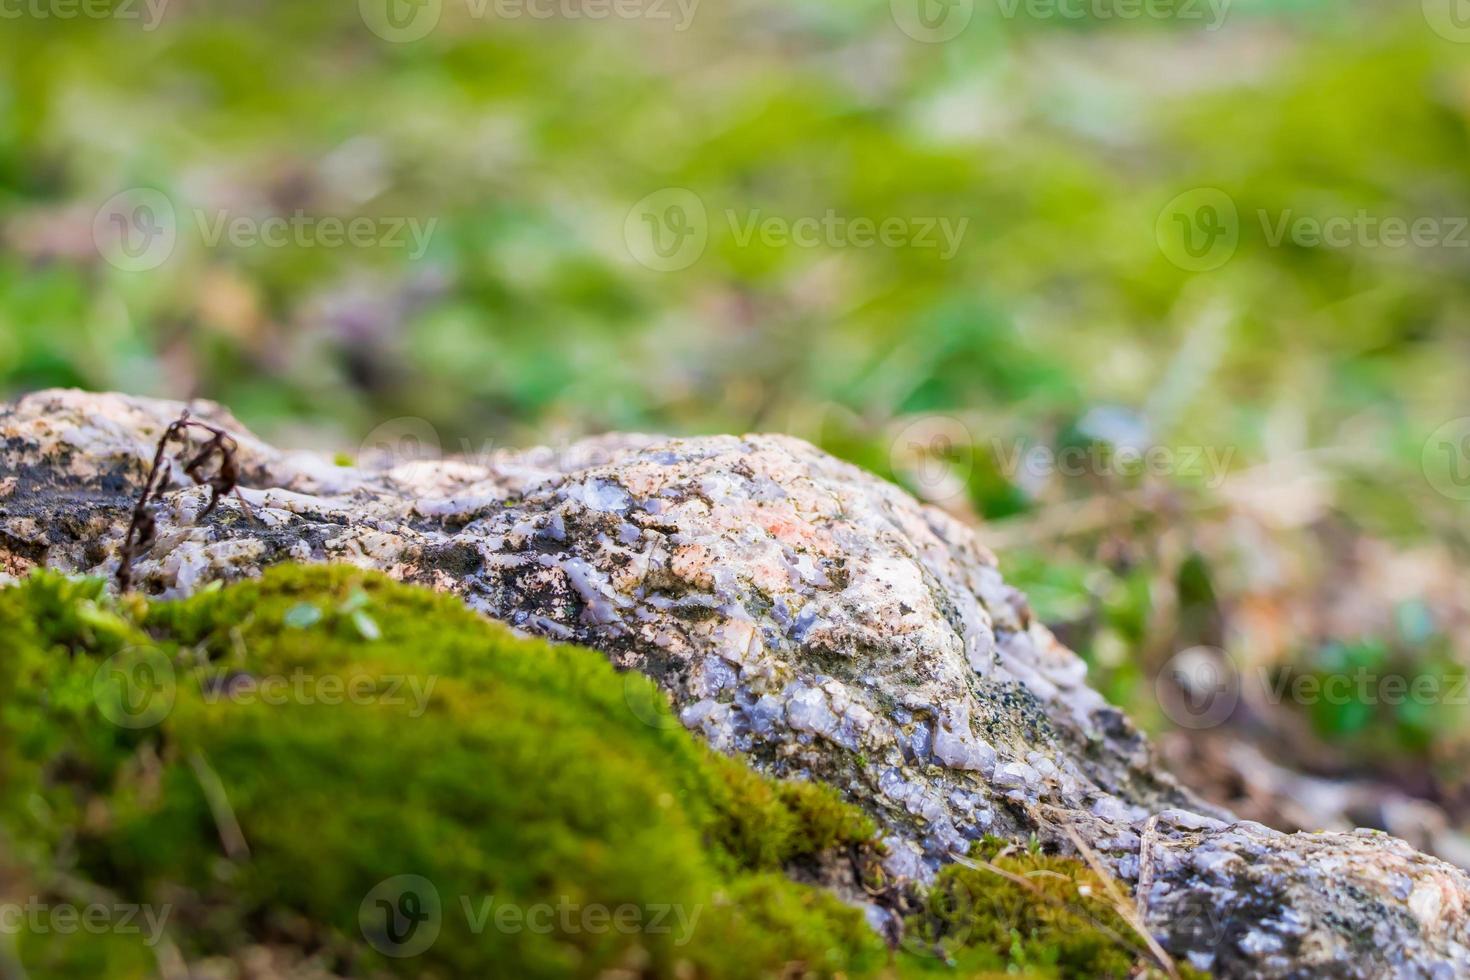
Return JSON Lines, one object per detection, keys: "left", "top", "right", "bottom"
{"left": 4, "top": 388, "right": 1470, "bottom": 978}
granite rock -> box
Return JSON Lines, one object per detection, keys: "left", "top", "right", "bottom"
{"left": 3, "top": 389, "right": 1468, "bottom": 978}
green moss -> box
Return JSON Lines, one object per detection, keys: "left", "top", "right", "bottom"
{"left": 0, "top": 565, "right": 885, "bottom": 977}
{"left": 901, "top": 837, "right": 1198, "bottom": 980}
{"left": 0, "top": 565, "right": 1179, "bottom": 979}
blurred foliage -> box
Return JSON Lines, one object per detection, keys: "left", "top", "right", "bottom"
{"left": 1, "top": 1, "right": 1468, "bottom": 830}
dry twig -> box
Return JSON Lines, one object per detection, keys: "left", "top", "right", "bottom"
{"left": 1136, "top": 813, "right": 1162, "bottom": 921}
{"left": 116, "top": 410, "right": 249, "bottom": 593}
{"left": 188, "top": 749, "right": 251, "bottom": 861}
{"left": 1058, "top": 819, "right": 1180, "bottom": 980}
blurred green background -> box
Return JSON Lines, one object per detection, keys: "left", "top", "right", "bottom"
{"left": 2, "top": 0, "right": 1469, "bottom": 850}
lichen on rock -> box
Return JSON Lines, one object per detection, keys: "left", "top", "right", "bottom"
{"left": 4, "top": 388, "right": 1470, "bottom": 978}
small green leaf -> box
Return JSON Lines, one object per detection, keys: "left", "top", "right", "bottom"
{"left": 338, "top": 588, "right": 371, "bottom": 614}
{"left": 351, "top": 610, "right": 381, "bottom": 641}
{"left": 283, "top": 603, "right": 323, "bottom": 629}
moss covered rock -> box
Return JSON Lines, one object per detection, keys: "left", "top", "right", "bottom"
{"left": 5, "top": 390, "right": 1470, "bottom": 978}
{"left": 0, "top": 389, "right": 1214, "bottom": 883}
{"left": 0, "top": 566, "right": 888, "bottom": 977}
{"left": 1, "top": 565, "right": 1174, "bottom": 979}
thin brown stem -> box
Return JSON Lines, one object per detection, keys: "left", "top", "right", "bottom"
{"left": 116, "top": 410, "right": 251, "bottom": 593}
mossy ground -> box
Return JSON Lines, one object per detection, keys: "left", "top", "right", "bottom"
{"left": 0, "top": 565, "right": 1181, "bottom": 979}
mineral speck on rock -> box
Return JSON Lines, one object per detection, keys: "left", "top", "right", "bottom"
{"left": 4, "top": 388, "right": 1470, "bottom": 979}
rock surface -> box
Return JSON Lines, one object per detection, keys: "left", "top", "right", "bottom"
{"left": 3, "top": 388, "right": 1469, "bottom": 978}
